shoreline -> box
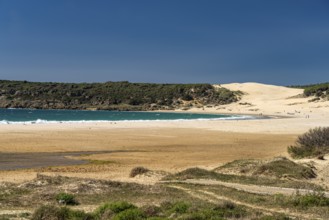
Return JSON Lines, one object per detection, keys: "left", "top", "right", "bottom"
{"left": 0, "top": 108, "right": 266, "bottom": 125}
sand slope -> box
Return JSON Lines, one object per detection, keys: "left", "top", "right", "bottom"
{"left": 219, "top": 82, "right": 314, "bottom": 116}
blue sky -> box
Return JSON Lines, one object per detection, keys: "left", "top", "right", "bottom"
{"left": 0, "top": 0, "right": 328, "bottom": 85}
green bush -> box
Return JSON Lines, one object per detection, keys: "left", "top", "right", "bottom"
{"left": 95, "top": 201, "right": 136, "bottom": 217}
{"left": 112, "top": 208, "right": 145, "bottom": 220}
{"left": 292, "top": 192, "right": 329, "bottom": 207}
{"left": 302, "top": 83, "right": 329, "bottom": 97}
{"left": 170, "top": 201, "right": 190, "bottom": 214}
{"left": 55, "top": 192, "right": 78, "bottom": 205}
{"left": 32, "top": 205, "right": 94, "bottom": 220}
{"left": 288, "top": 127, "right": 329, "bottom": 158}
{"left": 179, "top": 209, "right": 225, "bottom": 220}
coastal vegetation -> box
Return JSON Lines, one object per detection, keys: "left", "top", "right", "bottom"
{"left": 0, "top": 80, "right": 239, "bottom": 110}
{"left": 288, "top": 127, "right": 329, "bottom": 158}
{"left": 290, "top": 82, "right": 329, "bottom": 99}
{"left": 30, "top": 200, "right": 254, "bottom": 220}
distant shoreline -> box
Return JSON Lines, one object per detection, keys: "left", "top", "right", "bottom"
{"left": 0, "top": 108, "right": 261, "bottom": 125}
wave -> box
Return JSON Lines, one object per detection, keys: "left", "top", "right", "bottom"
{"left": 0, "top": 115, "right": 256, "bottom": 124}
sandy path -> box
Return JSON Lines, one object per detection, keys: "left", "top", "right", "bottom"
{"left": 169, "top": 185, "right": 316, "bottom": 219}
{"left": 165, "top": 179, "right": 329, "bottom": 197}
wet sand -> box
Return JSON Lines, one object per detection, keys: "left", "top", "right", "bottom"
{"left": 0, "top": 151, "right": 118, "bottom": 170}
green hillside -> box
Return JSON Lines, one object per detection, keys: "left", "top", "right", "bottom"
{"left": 0, "top": 80, "right": 239, "bottom": 110}
{"left": 290, "top": 82, "right": 329, "bottom": 98}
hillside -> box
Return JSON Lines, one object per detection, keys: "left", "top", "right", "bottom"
{"left": 0, "top": 80, "right": 238, "bottom": 111}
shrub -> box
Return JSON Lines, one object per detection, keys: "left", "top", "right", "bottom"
{"left": 55, "top": 192, "right": 78, "bottom": 205}
{"left": 95, "top": 201, "right": 136, "bottom": 215}
{"left": 32, "top": 205, "right": 93, "bottom": 220}
{"left": 129, "top": 167, "right": 150, "bottom": 177}
{"left": 288, "top": 127, "right": 329, "bottom": 158}
{"left": 94, "top": 203, "right": 115, "bottom": 219}
{"left": 32, "top": 205, "right": 64, "bottom": 220}
{"left": 112, "top": 208, "right": 145, "bottom": 220}
{"left": 213, "top": 201, "right": 247, "bottom": 218}
{"left": 170, "top": 201, "right": 190, "bottom": 214}
{"left": 141, "top": 205, "right": 161, "bottom": 217}
{"left": 292, "top": 191, "right": 329, "bottom": 207}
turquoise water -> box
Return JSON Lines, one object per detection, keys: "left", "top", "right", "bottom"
{"left": 0, "top": 108, "right": 253, "bottom": 124}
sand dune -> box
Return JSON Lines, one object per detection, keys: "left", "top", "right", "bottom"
{"left": 184, "top": 82, "right": 329, "bottom": 133}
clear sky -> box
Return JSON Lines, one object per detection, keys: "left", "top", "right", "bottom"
{"left": 0, "top": 0, "right": 328, "bottom": 85}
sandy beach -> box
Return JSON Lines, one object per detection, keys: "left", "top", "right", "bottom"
{"left": 0, "top": 83, "right": 328, "bottom": 183}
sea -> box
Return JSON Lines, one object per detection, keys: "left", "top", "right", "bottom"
{"left": 0, "top": 108, "right": 254, "bottom": 124}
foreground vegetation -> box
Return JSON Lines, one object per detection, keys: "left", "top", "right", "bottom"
{"left": 1, "top": 154, "right": 328, "bottom": 219}
{"left": 0, "top": 175, "right": 293, "bottom": 220}
{"left": 288, "top": 127, "right": 329, "bottom": 158}
{"left": 30, "top": 200, "right": 253, "bottom": 220}
{"left": 0, "top": 80, "right": 239, "bottom": 110}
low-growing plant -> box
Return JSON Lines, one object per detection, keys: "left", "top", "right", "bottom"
{"left": 288, "top": 127, "right": 329, "bottom": 158}
{"left": 292, "top": 191, "right": 329, "bottom": 207}
{"left": 55, "top": 192, "right": 78, "bottom": 205}
{"left": 141, "top": 205, "right": 162, "bottom": 217}
{"left": 258, "top": 214, "right": 292, "bottom": 220}
{"left": 129, "top": 166, "right": 150, "bottom": 177}
{"left": 32, "top": 205, "right": 93, "bottom": 220}
{"left": 95, "top": 201, "right": 136, "bottom": 215}
{"left": 170, "top": 201, "right": 190, "bottom": 214}
{"left": 112, "top": 208, "right": 145, "bottom": 220}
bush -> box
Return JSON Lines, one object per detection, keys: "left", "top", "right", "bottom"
{"left": 141, "top": 205, "right": 161, "bottom": 217}
{"left": 170, "top": 201, "right": 190, "bottom": 214}
{"left": 95, "top": 201, "right": 136, "bottom": 215}
{"left": 292, "top": 191, "right": 329, "bottom": 207}
{"left": 288, "top": 127, "right": 329, "bottom": 158}
{"left": 112, "top": 208, "right": 145, "bottom": 220}
{"left": 32, "top": 205, "right": 93, "bottom": 220}
{"left": 55, "top": 192, "right": 78, "bottom": 205}
{"left": 129, "top": 167, "right": 150, "bottom": 177}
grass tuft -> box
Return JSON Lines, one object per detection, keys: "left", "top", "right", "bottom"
{"left": 129, "top": 166, "right": 150, "bottom": 177}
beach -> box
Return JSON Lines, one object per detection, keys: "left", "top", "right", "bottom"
{"left": 0, "top": 83, "right": 328, "bottom": 183}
